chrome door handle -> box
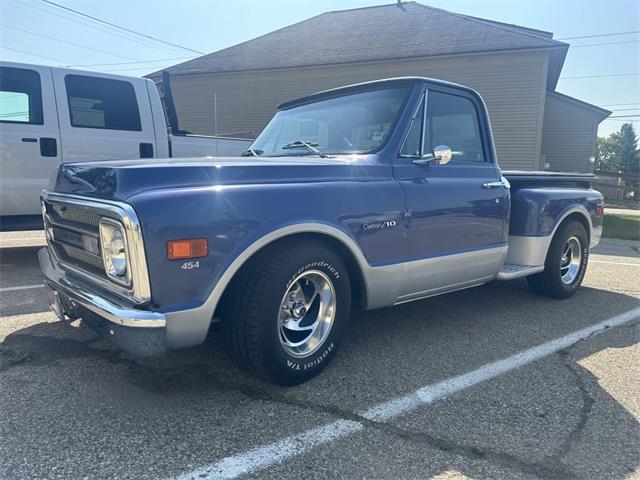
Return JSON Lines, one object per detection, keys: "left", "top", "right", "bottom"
{"left": 482, "top": 181, "right": 503, "bottom": 189}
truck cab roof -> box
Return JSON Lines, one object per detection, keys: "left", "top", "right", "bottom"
{"left": 277, "top": 76, "right": 481, "bottom": 110}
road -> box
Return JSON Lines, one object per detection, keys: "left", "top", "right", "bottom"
{"left": 0, "top": 231, "right": 638, "bottom": 480}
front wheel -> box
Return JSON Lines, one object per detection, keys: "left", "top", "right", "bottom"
{"left": 527, "top": 220, "right": 589, "bottom": 298}
{"left": 220, "top": 239, "right": 351, "bottom": 385}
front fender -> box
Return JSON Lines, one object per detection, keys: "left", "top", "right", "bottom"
{"left": 127, "top": 179, "right": 404, "bottom": 314}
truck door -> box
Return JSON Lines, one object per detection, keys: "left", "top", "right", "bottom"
{"left": 51, "top": 71, "right": 156, "bottom": 162}
{"left": 393, "top": 86, "right": 508, "bottom": 301}
{"left": 0, "top": 64, "right": 61, "bottom": 217}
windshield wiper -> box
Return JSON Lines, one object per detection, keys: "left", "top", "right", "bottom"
{"left": 241, "top": 148, "right": 263, "bottom": 157}
{"left": 281, "top": 140, "right": 327, "bottom": 158}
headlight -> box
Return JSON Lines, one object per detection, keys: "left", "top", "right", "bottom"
{"left": 99, "top": 219, "right": 131, "bottom": 285}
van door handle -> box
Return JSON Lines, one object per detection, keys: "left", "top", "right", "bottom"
{"left": 40, "top": 138, "right": 57, "bottom": 157}
{"left": 139, "top": 142, "right": 154, "bottom": 158}
{"left": 21, "top": 137, "right": 38, "bottom": 143}
{"left": 482, "top": 181, "right": 504, "bottom": 189}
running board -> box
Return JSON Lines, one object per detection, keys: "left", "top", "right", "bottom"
{"left": 497, "top": 264, "right": 544, "bottom": 280}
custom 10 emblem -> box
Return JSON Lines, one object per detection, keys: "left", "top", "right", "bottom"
{"left": 362, "top": 220, "right": 397, "bottom": 230}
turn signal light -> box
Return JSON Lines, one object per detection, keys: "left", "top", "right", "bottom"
{"left": 167, "top": 238, "right": 208, "bottom": 260}
{"left": 595, "top": 205, "right": 604, "bottom": 216}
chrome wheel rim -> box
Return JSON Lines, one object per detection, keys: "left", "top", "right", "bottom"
{"left": 560, "top": 236, "right": 582, "bottom": 285}
{"left": 278, "top": 270, "right": 336, "bottom": 358}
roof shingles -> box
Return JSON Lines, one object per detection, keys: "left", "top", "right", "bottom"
{"left": 151, "top": 1, "right": 567, "bottom": 77}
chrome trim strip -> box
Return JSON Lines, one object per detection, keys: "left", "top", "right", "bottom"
{"left": 39, "top": 248, "right": 165, "bottom": 328}
{"left": 99, "top": 217, "right": 133, "bottom": 287}
{"left": 394, "top": 281, "right": 487, "bottom": 305}
{"left": 496, "top": 264, "right": 545, "bottom": 281}
{"left": 42, "top": 191, "right": 152, "bottom": 304}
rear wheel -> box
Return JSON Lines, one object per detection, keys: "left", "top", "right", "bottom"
{"left": 220, "top": 239, "right": 351, "bottom": 385}
{"left": 527, "top": 220, "right": 589, "bottom": 299}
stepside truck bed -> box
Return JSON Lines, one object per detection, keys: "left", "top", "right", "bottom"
{"left": 503, "top": 171, "right": 596, "bottom": 189}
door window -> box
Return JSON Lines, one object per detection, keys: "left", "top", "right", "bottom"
{"left": 399, "top": 98, "right": 424, "bottom": 157}
{"left": 424, "top": 91, "right": 486, "bottom": 163}
{"left": 0, "top": 66, "right": 43, "bottom": 125}
{"left": 64, "top": 74, "right": 141, "bottom": 131}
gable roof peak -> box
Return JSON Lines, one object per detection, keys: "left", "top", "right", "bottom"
{"left": 149, "top": 1, "right": 567, "bottom": 79}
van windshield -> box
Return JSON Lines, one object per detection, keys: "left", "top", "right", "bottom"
{"left": 250, "top": 87, "right": 410, "bottom": 157}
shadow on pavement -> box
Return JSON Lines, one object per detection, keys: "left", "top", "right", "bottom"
{"left": 1, "top": 281, "right": 638, "bottom": 479}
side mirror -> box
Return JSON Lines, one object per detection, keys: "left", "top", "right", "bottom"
{"left": 431, "top": 145, "right": 452, "bottom": 165}
{"left": 412, "top": 145, "right": 452, "bottom": 166}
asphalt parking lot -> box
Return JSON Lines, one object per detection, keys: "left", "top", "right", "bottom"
{"left": 1, "top": 231, "right": 638, "bottom": 480}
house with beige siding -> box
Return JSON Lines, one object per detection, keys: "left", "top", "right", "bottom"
{"left": 150, "top": 1, "right": 610, "bottom": 172}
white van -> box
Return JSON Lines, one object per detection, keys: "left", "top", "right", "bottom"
{"left": 0, "top": 61, "right": 251, "bottom": 226}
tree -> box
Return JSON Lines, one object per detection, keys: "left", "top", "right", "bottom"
{"left": 596, "top": 135, "right": 618, "bottom": 171}
{"left": 616, "top": 123, "right": 639, "bottom": 185}
{"left": 596, "top": 123, "right": 640, "bottom": 180}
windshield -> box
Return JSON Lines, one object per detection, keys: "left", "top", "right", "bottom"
{"left": 250, "top": 87, "right": 410, "bottom": 157}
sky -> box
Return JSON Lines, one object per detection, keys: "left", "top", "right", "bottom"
{"left": 0, "top": 0, "right": 638, "bottom": 136}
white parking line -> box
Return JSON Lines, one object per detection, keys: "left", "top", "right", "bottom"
{"left": 0, "top": 284, "right": 44, "bottom": 293}
{"left": 1, "top": 237, "right": 45, "bottom": 242}
{"left": 174, "top": 306, "right": 640, "bottom": 480}
{"left": 591, "top": 260, "right": 640, "bottom": 267}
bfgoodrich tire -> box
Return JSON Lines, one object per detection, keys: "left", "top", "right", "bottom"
{"left": 526, "top": 220, "right": 589, "bottom": 299}
{"left": 220, "top": 239, "right": 351, "bottom": 385}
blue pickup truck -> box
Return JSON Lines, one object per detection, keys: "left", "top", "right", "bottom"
{"left": 39, "top": 77, "right": 604, "bottom": 384}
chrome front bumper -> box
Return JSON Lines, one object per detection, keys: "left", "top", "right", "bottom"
{"left": 39, "top": 248, "right": 167, "bottom": 356}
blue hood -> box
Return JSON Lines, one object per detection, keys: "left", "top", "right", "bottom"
{"left": 52, "top": 155, "right": 388, "bottom": 201}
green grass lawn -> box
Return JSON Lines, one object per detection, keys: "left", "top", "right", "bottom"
{"left": 603, "top": 214, "right": 640, "bottom": 241}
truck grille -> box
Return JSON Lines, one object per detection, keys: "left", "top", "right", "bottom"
{"left": 43, "top": 199, "right": 107, "bottom": 280}
{"left": 41, "top": 192, "right": 151, "bottom": 304}
{"left": 51, "top": 203, "right": 101, "bottom": 228}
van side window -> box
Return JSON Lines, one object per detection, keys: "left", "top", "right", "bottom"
{"left": 0, "top": 67, "right": 44, "bottom": 125}
{"left": 65, "top": 75, "right": 141, "bottom": 131}
{"left": 424, "top": 91, "right": 486, "bottom": 163}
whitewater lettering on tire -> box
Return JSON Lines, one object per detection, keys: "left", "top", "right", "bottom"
{"left": 575, "top": 245, "right": 589, "bottom": 285}
{"left": 286, "top": 260, "right": 341, "bottom": 290}
{"left": 286, "top": 342, "right": 335, "bottom": 370}
{"left": 221, "top": 239, "right": 350, "bottom": 384}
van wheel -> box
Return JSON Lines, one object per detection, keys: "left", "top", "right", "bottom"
{"left": 220, "top": 240, "right": 351, "bottom": 385}
{"left": 527, "top": 220, "right": 589, "bottom": 299}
